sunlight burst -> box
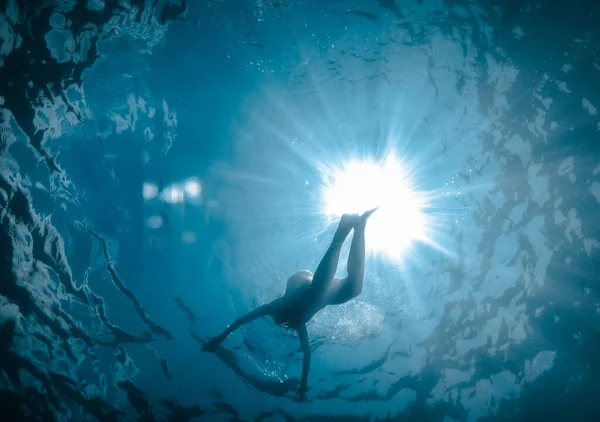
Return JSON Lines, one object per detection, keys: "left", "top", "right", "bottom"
{"left": 321, "top": 154, "right": 430, "bottom": 260}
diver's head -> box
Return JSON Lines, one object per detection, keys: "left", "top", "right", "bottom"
{"left": 285, "top": 270, "right": 313, "bottom": 293}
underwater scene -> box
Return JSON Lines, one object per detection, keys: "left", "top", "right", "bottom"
{"left": 1, "top": 0, "right": 599, "bottom": 421}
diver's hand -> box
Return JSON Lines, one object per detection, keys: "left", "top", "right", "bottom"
{"left": 294, "top": 383, "right": 308, "bottom": 402}
{"left": 202, "top": 335, "right": 224, "bottom": 353}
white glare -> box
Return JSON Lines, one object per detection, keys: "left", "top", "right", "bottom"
{"left": 184, "top": 178, "right": 202, "bottom": 198}
{"left": 182, "top": 231, "right": 197, "bottom": 244}
{"left": 162, "top": 185, "right": 184, "bottom": 204}
{"left": 147, "top": 215, "right": 163, "bottom": 229}
{"left": 143, "top": 182, "right": 158, "bottom": 200}
{"left": 321, "top": 154, "right": 430, "bottom": 260}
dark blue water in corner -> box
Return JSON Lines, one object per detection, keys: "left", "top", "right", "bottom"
{"left": 1, "top": 0, "right": 599, "bottom": 421}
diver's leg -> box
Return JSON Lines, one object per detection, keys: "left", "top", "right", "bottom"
{"left": 309, "top": 214, "right": 356, "bottom": 296}
{"left": 326, "top": 207, "right": 378, "bottom": 305}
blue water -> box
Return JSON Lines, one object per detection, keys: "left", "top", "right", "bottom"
{"left": 1, "top": 0, "right": 600, "bottom": 421}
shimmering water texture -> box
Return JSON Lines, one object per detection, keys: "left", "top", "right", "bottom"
{"left": 1, "top": 1, "right": 600, "bottom": 422}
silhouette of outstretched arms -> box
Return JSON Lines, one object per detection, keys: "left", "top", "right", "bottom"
{"left": 203, "top": 301, "right": 279, "bottom": 352}
{"left": 295, "top": 323, "right": 310, "bottom": 402}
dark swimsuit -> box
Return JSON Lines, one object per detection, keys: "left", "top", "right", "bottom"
{"left": 272, "top": 284, "right": 315, "bottom": 329}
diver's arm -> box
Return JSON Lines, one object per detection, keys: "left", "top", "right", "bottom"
{"left": 203, "top": 301, "right": 278, "bottom": 352}
{"left": 225, "top": 302, "right": 275, "bottom": 336}
{"left": 296, "top": 323, "right": 311, "bottom": 400}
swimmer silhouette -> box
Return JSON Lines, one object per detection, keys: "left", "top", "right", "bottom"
{"left": 202, "top": 207, "right": 379, "bottom": 402}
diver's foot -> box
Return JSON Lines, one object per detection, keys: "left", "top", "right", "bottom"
{"left": 360, "top": 206, "right": 380, "bottom": 221}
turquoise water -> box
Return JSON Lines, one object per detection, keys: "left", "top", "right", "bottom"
{"left": 1, "top": 0, "right": 599, "bottom": 421}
